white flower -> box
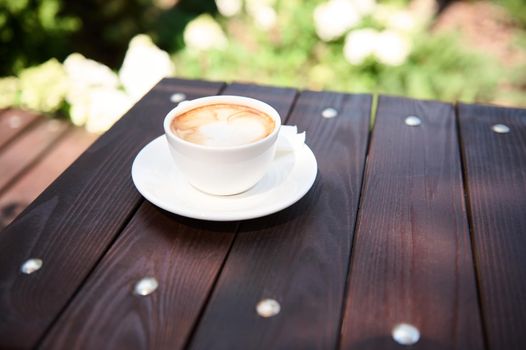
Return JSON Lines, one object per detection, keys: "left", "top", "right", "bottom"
{"left": 69, "top": 92, "right": 90, "bottom": 126}
{"left": 84, "top": 87, "right": 133, "bottom": 133}
{"left": 183, "top": 14, "right": 228, "bottom": 51}
{"left": 374, "top": 5, "right": 419, "bottom": 33}
{"left": 372, "top": 4, "right": 394, "bottom": 24}
{"left": 119, "top": 34, "right": 175, "bottom": 101}
{"left": 18, "top": 59, "right": 68, "bottom": 113}
{"left": 352, "top": 0, "right": 376, "bottom": 16}
{"left": 314, "top": 0, "right": 362, "bottom": 42}
{"left": 343, "top": 28, "right": 412, "bottom": 66}
{"left": 343, "top": 29, "right": 378, "bottom": 65}
{"left": 215, "top": 0, "right": 242, "bottom": 17}
{"left": 64, "top": 53, "right": 119, "bottom": 90}
{"left": 374, "top": 30, "right": 411, "bottom": 66}
{"left": 387, "top": 10, "right": 417, "bottom": 33}
{"left": 247, "top": 3, "right": 277, "bottom": 30}
{"left": 0, "top": 77, "right": 19, "bottom": 109}
{"left": 69, "top": 86, "right": 133, "bottom": 133}
{"left": 64, "top": 53, "right": 120, "bottom": 114}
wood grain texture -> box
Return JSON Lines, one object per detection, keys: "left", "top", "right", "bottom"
{"left": 0, "top": 78, "right": 224, "bottom": 349}
{"left": 0, "top": 128, "right": 98, "bottom": 229}
{"left": 189, "top": 91, "right": 371, "bottom": 350}
{"left": 0, "top": 109, "right": 39, "bottom": 150}
{"left": 224, "top": 82, "right": 298, "bottom": 117}
{"left": 0, "top": 119, "right": 68, "bottom": 193}
{"left": 40, "top": 83, "right": 298, "bottom": 350}
{"left": 41, "top": 204, "right": 237, "bottom": 350}
{"left": 458, "top": 103, "right": 526, "bottom": 350}
{"left": 340, "top": 96, "right": 483, "bottom": 350}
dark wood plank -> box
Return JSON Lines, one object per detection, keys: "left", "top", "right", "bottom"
{"left": 458, "top": 103, "right": 526, "bottom": 350}
{"left": 0, "top": 119, "right": 69, "bottom": 193}
{"left": 0, "top": 109, "right": 40, "bottom": 150}
{"left": 0, "top": 78, "right": 224, "bottom": 349}
{"left": 41, "top": 204, "right": 237, "bottom": 350}
{"left": 0, "top": 128, "right": 98, "bottom": 230}
{"left": 225, "top": 82, "right": 298, "bottom": 117}
{"left": 40, "top": 83, "right": 298, "bottom": 349}
{"left": 340, "top": 96, "right": 483, "bottom": 349}
{"left": 189, "top": 91, "right": 371, "bottom": 350}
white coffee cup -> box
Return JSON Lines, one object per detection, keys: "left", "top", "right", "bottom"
{"left": 163, "top": 95, "right": 282, "bottom": 195}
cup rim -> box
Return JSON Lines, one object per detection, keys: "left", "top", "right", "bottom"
{"left": 163, "top": 95, "right": 282, "bottom": 151}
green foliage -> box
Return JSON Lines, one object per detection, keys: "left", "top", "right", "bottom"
{"left": 53, "top": 0, "right": 154, "bottom": 69}
{"left": 496, "top": 0, "right": 526, "bottom": 28}
{"left": 378, "top": 33, "right": 501, "bottom": 102}
{"left": 18, "top": 58, "right": 68, "bottom": 113}
{"left": 1, "top": 0, "right": 524, "bottom": 109}
{"left": 173, "top": 0, "right": 504, "bottom": 104}
{"left": 0, "top": 0, "right": 218, "bottom": 75}
{"left": 0, "top": 0, "right": 80, "bottom": 75}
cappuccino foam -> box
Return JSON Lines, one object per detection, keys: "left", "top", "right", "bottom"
{"left": 171, "top": 103, "right": 275, "bottom": 147}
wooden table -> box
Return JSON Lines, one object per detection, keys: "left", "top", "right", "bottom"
{"left": 0, "top": 109, "right": 98, "bottom": 230}
{"left": 0, "top": 78, "right": 525, "bottom": 350}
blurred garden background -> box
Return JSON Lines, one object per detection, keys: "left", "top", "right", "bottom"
{"left": 1, "top": 0, "right": 525, "bottom": 133}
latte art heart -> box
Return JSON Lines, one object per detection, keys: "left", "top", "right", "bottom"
{"left": 171, "top": 104, "right": 275, "bottom": 147}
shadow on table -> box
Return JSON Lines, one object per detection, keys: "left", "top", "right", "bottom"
{"left": 238, "top": 175, "right": 322, "bottom": 233}
{"left": 158, "top": 174, "right": 321, "bottom": 235}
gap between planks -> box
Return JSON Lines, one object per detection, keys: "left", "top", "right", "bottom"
{"left": 182, "top": 84, "right": 301, "bottom": 349}
{"left": 454, "top": 102, "right": 490, "bottom": 350}
{"left": 36, "top": 82, "right": 231, "bottom": 347}
{"left": 0, "top": 120, "right": 70, "bottom": 198}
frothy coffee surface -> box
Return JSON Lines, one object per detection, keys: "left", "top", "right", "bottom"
{"left": 171, "top": 103, "right": 275, "bottom": 147}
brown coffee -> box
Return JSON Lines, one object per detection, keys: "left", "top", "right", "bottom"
{"left": 171, "top": 103, "right": 275, "bottom": 147}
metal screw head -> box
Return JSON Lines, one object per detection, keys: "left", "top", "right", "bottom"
{"left": 256, "top": 299, "right": 280, "bottom": 318}
{"left": 321, "top": 108, "right": 338, "bottom": 118}
{"left": 170, "top": 93, "right": 186, "bottom": 103}
{"left": 405, "top": 116, "right": 422, "bottom": 127}
{"left": 134, "top": 277, "right": 158, "bottom": 296}
{"left": 492, "top": 124, "right": 510, "bottom": 134}
{"left": 20, "top": 258, "right": 43, "bottom": 274}
{"left": 8, "top": 115, "right": 22, "bottom": 128}
{"left": 392, "top": 323, "right": 420, "bottom": 346}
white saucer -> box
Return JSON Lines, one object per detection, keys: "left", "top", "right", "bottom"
{"left": 131, "top": 136, "right": 317, "bottom": 221}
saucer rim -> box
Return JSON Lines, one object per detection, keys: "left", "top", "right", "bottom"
{"left": 131, "top": 135, "right": 317, "bottom": 221}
